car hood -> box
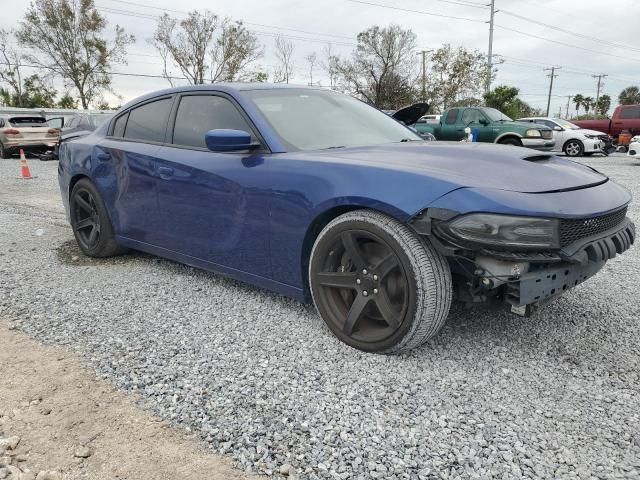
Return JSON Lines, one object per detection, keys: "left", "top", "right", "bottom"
{"left": 300, "top": 142, "right": 608, "bottom": 194}
{"left": 577, "top": 128, "right": 608, "bottom": 136}
{"left": 392, "top": 103, "right": 430, "bottom": 125}
{"left": 502, "top": 120, "right": 552, "bottom": 131}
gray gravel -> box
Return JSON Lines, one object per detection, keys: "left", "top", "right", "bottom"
{"left": 1, "top": 155, "right": 640, "bottom": 479}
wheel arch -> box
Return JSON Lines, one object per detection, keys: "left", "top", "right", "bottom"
{"left": 299, "top": 202, "right": 408, "bottom": 300}
{"left": 562, "top": 137, "right": 583, "bottom": 151}
{"left": 68, "top": 173, "right": 92, "bottom": 200}
{"left": 495, "top": 132, "right": 523, "bottom": 144}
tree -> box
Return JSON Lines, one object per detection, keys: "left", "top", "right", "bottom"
{"left": 321, "top": 43, "right": 340, "bottom": 90}
{"left": 426, "top": 44, "right": 492, "bottom": 110}
{"left": 483, "top": 85, "right": 533, "bottom": 119}
{"left": 337, "top": 25, "right": 417, "bottom": 109}
{"left": 619, "top": 86, "right": 640, "bottom": 105}
{"left": 305, "top": 52, "right": 317, "bottom": 86}
{"left": 274, "top": 36, "right": 295, "bottom": 83}
{"left": 596, "top": 94, "right": 611, "bottom": 116}
{"left": 57, "top": 94, "right": 78, "bottom": 109}
{"left": 0, "top": 29, "right": 25, "bottom": 107}
{"left": 583, "top": 96, "right": 594, "bottom": 115}
{"left": 17, "top": 0, "right": 134, "bottom": 109}
{"left": 573, "top": 94, "right": 584, "bottom": 116}
{"left": 211, "top": 20, "right": 263, "bottom": 82}
{"left": 0, "top": 74, "right": 58, "bottom": 108}
{"left": 151, "top": 11, "right": 262, "bottom": 85}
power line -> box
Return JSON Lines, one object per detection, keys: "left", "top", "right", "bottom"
{"left": 345, "top": 0, "right": 485, "bottom": 23}
{"left": 493, "top": 24, "right": 640, "bottom": 65}
{"left": 100, "top": 0, "right": 356, "bottom": 41}
{"left": 499, "top": 10, "right": 640, "bottom": 54}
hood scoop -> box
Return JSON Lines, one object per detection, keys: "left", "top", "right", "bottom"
{"left": 522, "top": 154, "right": 553, "bottom": 162}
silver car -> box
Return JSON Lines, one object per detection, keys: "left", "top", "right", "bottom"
{"left": 0, "top": 115, "right": 60, "bottom": 158}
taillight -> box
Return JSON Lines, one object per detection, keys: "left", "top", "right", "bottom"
{"left": 4, "top": 129, "right": 20, "bottom": 135}
{"left": 46, "top": 128, "right": 59, "bottom": 137}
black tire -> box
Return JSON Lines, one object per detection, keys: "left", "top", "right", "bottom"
{"left": 69, "top": 178, "right": 125, "bottom": 257}
{"left": 583, "top": 152, "right": 594, "bottom": 157}
{"left": 498, "top": 137, "right": 522, "bottom": 147}
{"left": 563, "top": 139, "right": 584, "bottom": 157}
{"left": 309, "top": 210, "right": 452, "bottom": 354}
{"left": 0, "top": 142, "right": 9, "bottom": 159}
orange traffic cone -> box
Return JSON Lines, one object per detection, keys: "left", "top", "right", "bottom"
{"left": 19, "top": 149, "right": 33, "bottom": 180}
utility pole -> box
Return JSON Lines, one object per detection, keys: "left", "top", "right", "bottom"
{"left": 566, "top": 95, "right": 572, "bottom": 119}
{"left": 592, "top": 73, "right": 608, "bottom": 107}
{"left": 485, "top": 0, "right": 496, "bottom": 92}
{"left": 418, "top": 50, "right": 433, "bottom": 103}
{"left": 544, "top": 66, "right": 560, "bottom": 117}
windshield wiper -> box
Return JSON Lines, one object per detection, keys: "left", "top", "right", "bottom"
{"left": 322, "top": 145, "right": 346, "bottom": 150}
{"left": 400, "top": 138, "right": 422, "bottom": 142}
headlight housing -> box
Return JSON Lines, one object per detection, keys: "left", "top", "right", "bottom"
{"left": 444, "top": 214, "right": 560, "bottom": 249}
{"left": 584, "top": 134, "right": 599, "bottom": 139}
{"left": 525, "top": 129, "right": 542, "bottom": 138}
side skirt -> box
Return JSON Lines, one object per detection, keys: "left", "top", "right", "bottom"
{"left": 116, "top": 236, "right": 307, "bottom": 302}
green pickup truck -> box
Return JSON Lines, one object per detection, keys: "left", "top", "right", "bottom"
{"left": 413, "top": 107, "right": 556, "bottom": 151}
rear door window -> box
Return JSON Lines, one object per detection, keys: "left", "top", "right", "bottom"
{"left": 620, "top": 106, "right": 640, "bottom": 119}
{"left": 445, "top": 109, "right": 459, "bottom": 124}
{"left": 112, "top": 113, "right": 128, "bottom": 138}
{"left": 123, "top": 98, "right": 173, "bottom": 143}
{"left": 172, "top": 95, "right": 254, "bottom": 149}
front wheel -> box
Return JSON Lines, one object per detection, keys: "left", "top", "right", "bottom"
{"left": 309, "top": 210, "right": 452, "bottom": 353}
{"left": 498, "top": 137, "right": 522, "bottom": 147}
{"left": 69, "top": 178, "right": 125, "bottom": 257}
{"left": 564, "top": 139, "right": 584, "bottom": 157}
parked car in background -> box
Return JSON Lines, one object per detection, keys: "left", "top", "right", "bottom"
{"left": 0, "top": 115, "right": 60, "bottom": 158}
{"left": 572, "top": 104, "right": 640, "bottom": 138}
{"left": 517, "top": 117, "right": 607, "bottom": 157}
{"left": 414, "top": 107, "right": 555, "bottom": 150}
{"left": 58, "top": 84, "right": 635, "bottom": 353}
{"left": 53, "top": 113, "right": 112, "bottom": 158}
{"left": 629, "top": 135, "right": 640, "bottom": 158}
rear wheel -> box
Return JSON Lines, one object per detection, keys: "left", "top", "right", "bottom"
{"left": 0, "top": 142, "right": 9, "bottom": 159}
{"left": 563, "top": 139, "right": 584, "bottom": 157}
{"left": 498, "top": 137, "right": 522, "bottom": 147}
{"left": 70, "top": 178, "right": 125, "bottom": 257}
{"left": 309, "top": 210, "right": 452, "bottom": 353}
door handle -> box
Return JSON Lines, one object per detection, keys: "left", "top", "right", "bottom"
{"left": 96, "top": 151, "right": 111, "bottom": 161}
{"left": 158, "top": 166, "right": 174, "bottom": 179}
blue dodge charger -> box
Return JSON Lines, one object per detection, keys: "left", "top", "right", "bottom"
{"left": 58, "top": 84, "right": 635, "bottom": 353}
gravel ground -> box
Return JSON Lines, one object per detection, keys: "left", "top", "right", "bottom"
{"left": 1, "top": 154, "right": 639, "bottom": 479}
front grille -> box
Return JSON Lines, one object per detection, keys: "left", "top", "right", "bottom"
{"left": 541, "top": 130, "right": 553, "bottom": 140}
{"left": 560, "top": 207, "right": 628, "bottom": 247}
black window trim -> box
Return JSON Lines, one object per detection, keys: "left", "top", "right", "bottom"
{"left": 106, "top": 94, "right": 175, "bottom": 146}
{"left": 165, "top": 91, "right": 270, "bottom": 154}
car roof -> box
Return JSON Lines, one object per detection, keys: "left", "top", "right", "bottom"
{"left": 118, "top": 83, "right": 325, "bottom": 111}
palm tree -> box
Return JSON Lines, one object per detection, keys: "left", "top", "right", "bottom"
{"left": 573, "top": 94, "right": 584, "bottom": 116}
{"left": 583, "top": 96, "right": 594, "bottom": 115}
{"left": 619, "top": 86, "right": 640, "bottom": 105}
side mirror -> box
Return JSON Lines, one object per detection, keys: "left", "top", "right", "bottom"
{"left": 553, "top": 126, "right": 563, "bottom": 131}
{"left": 205, "top": 129, "right": 255, "bottom": 152}
{"left": 479, "top": 118, "right": 489, "bottom": 126}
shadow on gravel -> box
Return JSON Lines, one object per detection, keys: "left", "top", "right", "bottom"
{"left": 55, "top": 240, "right": 150, "bottom": 267}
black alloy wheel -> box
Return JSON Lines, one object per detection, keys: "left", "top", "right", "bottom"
{"left": 69, "top": 178, "right": 125, "bottom": 257}
{"left": 310, "top": 210, "right": 452, "bottom": 353}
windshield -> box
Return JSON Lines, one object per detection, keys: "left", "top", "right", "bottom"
{"left": 483, "top": 108, "right": 513, "bottom": 122}
{"left": 245, "top": 88, "right": 421, "bottom": 151}
{"left": 552, "top": 118, "right": 580, "bottom": 130}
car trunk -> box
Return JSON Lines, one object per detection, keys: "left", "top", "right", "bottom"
{"left": 7, "top": 117, "right": 59, "bottom": 145}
